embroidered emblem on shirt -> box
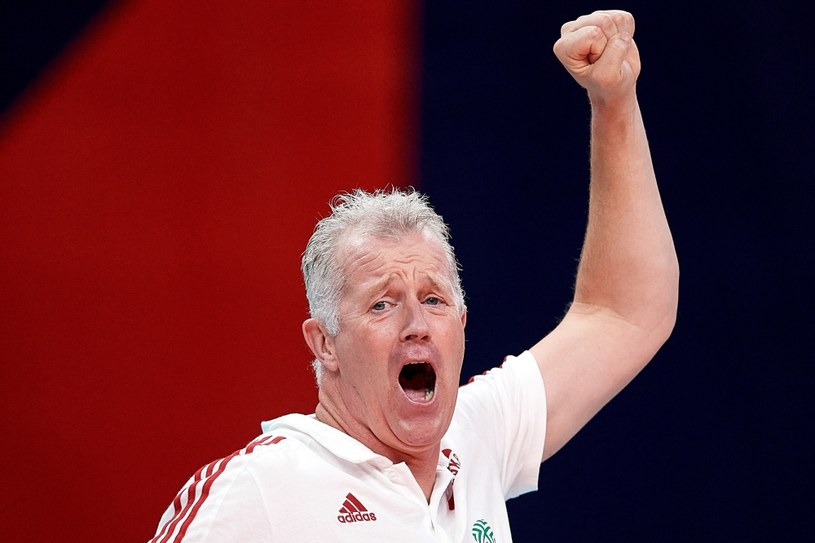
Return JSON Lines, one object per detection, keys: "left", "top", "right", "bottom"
{"left": 337, "top": 493, "right": 377, "bottom": 523}
{"left": 472, "top": 519, "right": 497, "bottom": 543}
{"left": 442, "top": 448, "right": 461, "bottom": 475}
{"left": 442, "top": 448, "right": 461, "bottom": 510}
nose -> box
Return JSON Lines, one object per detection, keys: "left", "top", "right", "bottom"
{"left": 400, "top": 299, "right": 430, "bottom": 342}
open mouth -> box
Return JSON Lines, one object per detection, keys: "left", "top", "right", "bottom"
{"left": 398, "top": 362, "right": 436, "bottom": 403}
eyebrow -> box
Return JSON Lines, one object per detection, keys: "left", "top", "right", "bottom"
{"left": 361, "top": 274, "right": 399, "bottom": 300}
{"left": 362, "top": 272, "right": 452, "bottom": 300}
{"left": 424, "top": 274, "right": 453, "bottom": 295}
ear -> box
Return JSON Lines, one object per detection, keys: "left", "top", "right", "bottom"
{"left": 302, "top": 318, "right": 339, "bottom": 372}
{"left": 460, "top": 309, "right": 467, "bottom": 329}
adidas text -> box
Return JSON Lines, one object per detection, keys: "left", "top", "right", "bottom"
{"left": 337, "top": 511, "right": 377, "bottom": 523}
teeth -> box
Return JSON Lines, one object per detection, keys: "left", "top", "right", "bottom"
{"left": 424, "top": 388, "right": 434, "bottom": 402}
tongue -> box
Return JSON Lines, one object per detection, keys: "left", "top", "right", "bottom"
{"left": 404, "top": 388, "right": 428, "bottom": 402}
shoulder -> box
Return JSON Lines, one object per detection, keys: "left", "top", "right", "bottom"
{"left": 175, "top": 428, "right": 304, "bottom": 505}
{"left": 456, "top": 351, "right": 543, "bottom": 405}
{"left": 151, "top": 431, "right": 296, "bottom": 542}
{"left": 170, "top": 416, "right": 317, "bottom": 510}
{"left": 215, "top": 415, "right": 314, "bottom": 473}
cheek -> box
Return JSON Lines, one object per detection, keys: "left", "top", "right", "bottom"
{"left": 340, "top": 339, "right": 391, "bottom": 387}
{"left": 442, "top": 321, "right": 466, "bottom": 350}
{"left": 451, "top": 330, "right": 467, "bottom": 374}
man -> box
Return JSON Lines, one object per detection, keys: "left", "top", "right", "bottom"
{"left": 151, "top": 9, "right": 678, "bottom": 542}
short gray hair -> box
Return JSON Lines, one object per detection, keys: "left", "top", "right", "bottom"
{"left": 301, "top": 187, "right": 465, "bottom": 381}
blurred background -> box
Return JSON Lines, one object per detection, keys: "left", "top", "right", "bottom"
{"left": 1, "top": 1, "right": 812, "bottom": 541}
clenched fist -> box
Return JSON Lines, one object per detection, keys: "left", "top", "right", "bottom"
{"left": 553, "top": 10, "right": 640, "bottom": 106}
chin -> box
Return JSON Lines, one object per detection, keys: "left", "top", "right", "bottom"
{"left": 393, "top": 409, "right": 453, "bottom": 448}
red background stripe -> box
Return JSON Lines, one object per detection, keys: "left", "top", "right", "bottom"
{"left": 0, "top": 1, "right": 417, "bottom": 541}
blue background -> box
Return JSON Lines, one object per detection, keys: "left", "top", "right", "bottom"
{"left": 420, "top": 1, "right": 813, "bottom": 540}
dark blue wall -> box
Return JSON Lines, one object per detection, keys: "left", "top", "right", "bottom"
{"left": 420, "top": 1, "right": 813, "bottom": 540}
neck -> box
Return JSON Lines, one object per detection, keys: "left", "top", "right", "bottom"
{"left": 314, "top": 398, "right": 439, "bottom": 502}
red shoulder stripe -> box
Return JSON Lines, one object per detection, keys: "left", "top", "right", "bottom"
{"left": 150, "top": 435, "right": 286, "bottom": 542}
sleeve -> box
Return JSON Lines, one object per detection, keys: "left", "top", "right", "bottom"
{"left": 454, "top": 350, "right": 547, "bottom": 499}
{"left": 149, "top": 455, "right": 272, "bottom": 542}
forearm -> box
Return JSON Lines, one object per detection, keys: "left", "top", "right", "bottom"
{"left": 573, "top": 93, "right": 678, "bottom": 334}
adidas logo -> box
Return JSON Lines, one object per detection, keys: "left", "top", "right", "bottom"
{"left": 337, "top": 492, "right": 377, "bottom": 523}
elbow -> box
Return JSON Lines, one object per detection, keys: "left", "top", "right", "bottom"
{"left": 626, "top": 253, "right": 679, "bottom": 350}
{"left": 652, "top": 259, "right": 680, "bottom": 346}
{"left": 654, "top": 300, "right": 677, "bottom": 348}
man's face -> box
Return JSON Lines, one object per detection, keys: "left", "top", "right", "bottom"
{"left": 323, "top": 230, "right": 466, "bottom": 457}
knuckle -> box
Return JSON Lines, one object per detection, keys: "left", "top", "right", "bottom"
{"left": 622, "top": 13, "right": 636, "bottom": 30}
{"left": 597, "top": 12, "right": 614, "bottom": 28}
{"left": 610, "top": 10, "right": 635, "bottom": 34}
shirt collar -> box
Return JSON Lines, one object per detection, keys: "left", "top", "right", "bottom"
{"left": 261, "top": 413, "right": 393, "bottom": 466}
{"left": 261, "top": 413, "right": 461, "bottom": 476}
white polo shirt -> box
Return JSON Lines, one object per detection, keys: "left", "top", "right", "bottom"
{"left": 151, "top": 351, "right": 547, "bottom": 542}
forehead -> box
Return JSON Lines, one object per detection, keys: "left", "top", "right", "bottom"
{"left": 337, "top": 230, "right": 451, "bottom": 284}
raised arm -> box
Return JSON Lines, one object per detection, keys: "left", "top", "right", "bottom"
{"left": 532, "top": 10, "right": 679, "bottom": 460}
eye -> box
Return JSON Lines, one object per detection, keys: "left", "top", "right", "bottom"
{"left": 424, "top": 296, "right": 442, "bottom": 306}
{"left": 371, "top": 301, "right": 388, "bottom": 311}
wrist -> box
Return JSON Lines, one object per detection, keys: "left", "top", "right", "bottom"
{"left": 589, "top": 89, "right": 639, "bottom": 121}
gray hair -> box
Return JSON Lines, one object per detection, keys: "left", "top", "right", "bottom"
{"left": 301, "top": 187, "right": 465, "bottom": 381}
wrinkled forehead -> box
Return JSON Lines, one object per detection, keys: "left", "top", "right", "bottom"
{"left": 335, "top": 228, "right": 452, "bottom": 282}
